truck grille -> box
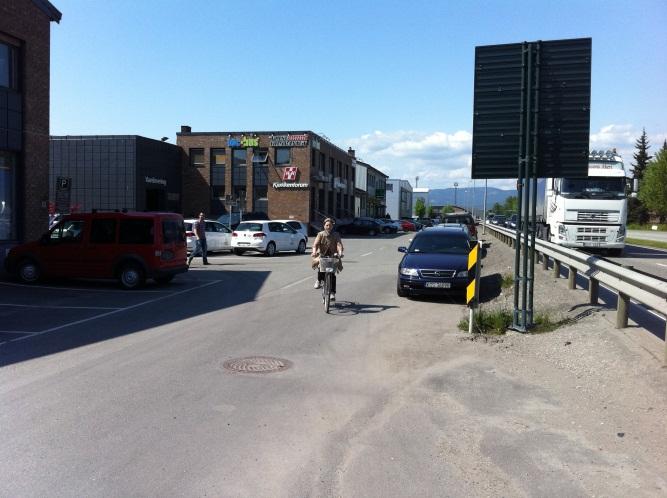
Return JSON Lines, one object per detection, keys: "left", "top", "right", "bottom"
{"left": 576, "top": 235, "right": 606, "bottom": 242}
{"left": 577, "top": 227, "right": 606, "bottom": 234}
{"left": 420, "top": 269, "right": 456, "bottom": 278}
{"left": 577, "top": 211, "right": 619, "bottom": 222}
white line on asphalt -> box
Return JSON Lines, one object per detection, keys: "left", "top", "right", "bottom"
{"left": 0, "top": 330, "right": 35, "bottom": 335}
{"left": 281, "top": 275, "right": 314, "bottom": 290}
{"left": 6, "top": 280, "right": 222, "bottom": 344}
{"left": 657, "top": 263, "right": 667, "bottom": 268}
{"left": 0, "top": 281, "right": 168, "bottom": 293}
{"left": 0, "top": 303, "right": 118, "bottom": 310}
{"left": 360, "top": 252, "right": 373, "bottom": 257}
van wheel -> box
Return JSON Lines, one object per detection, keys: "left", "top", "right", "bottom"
{"left": 297, "top": 239, "right": 306, "bottom": 254}
{"left": 368, "top": 229, "right": 377, "bottom": 236}
{"left": 233, "top": 248, "right": 245, "bottom": 256}
{"left": 17, "top": 258, "right": 41, "bottom": 284}
{"left": 265, "top": 242, "right": 276, "bottom": 257}
{"left": 118, "top": 263, "right": 145, "bottom": 290}
{"left": 155, "top": 275, "right": 174, "bottom": 285}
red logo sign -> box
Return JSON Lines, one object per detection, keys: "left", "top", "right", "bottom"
{"left": 282, "top": 167, "right": 298, "bottom": 181}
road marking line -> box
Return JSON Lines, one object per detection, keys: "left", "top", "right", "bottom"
{"left": 0, "top": 330, "right": 36, "bottom": 335}
{"left": 281, "top": 275, "right": 314, "bottom": 290}
{"left": 657, "top": 263, "right": 667, "bottom": 268}
{"left": 0, "top": 303, "right": 118, "bottom": 310}
{"left": 360, "top": 252, "right": 373, "bottom": 257}
{"left": 5, "top": 280, "right": 221, "bottom": 344}
{"left": 0, "top": 281, "right": 168, "bottom": 293}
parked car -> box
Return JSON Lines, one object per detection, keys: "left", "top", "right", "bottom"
{"left": 336, "top": 217, "right": 384, "bottom": 236}
{"left": 399, "top": 219, "right": 418, "bottom": 231}
{"left": 375, "top": 218, "right": 399, "bottom": 234}
{"left": 396, "top": 226, "right": 475, "bottom": 298}
{"left": 184, "top": 219, "right": 232, "bottom": 254}
{"left": 416, "top": 218, "right": 433, "bottom": 228}
{"left": 491, "top": 215, "right": 506, "bottom": 226}
{"left": 440, "top": 213, "right": 478, "bottom": 239}
{"left": 438, "top": 222, "right": 471, "bottom": 238}
{"left": 507, "top": 214, "right": 519, "bottom": 229}
{"left": 231, "top": 220, "right": 307, "bottom": 256}
{"left": 4, "top": 211, "right": 187, "bottom": 289}
{"left": 273, "top": 219, "right": 309, "bottom": 242}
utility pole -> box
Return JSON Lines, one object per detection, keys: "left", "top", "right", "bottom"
{"left": 454, "top": 182, "right": 459, "bottom": 206}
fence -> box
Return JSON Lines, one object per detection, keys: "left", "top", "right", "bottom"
{"left": 484, "top": 223, "right": 667, "bottom": 364}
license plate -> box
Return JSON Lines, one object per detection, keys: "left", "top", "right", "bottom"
{"left": 237, "top": 242, "right": 250, "bottom": 246}
{"left": 582, "top": 242, "right": 601, "bottom": 247}
{"left": 425, "top": 282, "right": 451, "bottom": 288}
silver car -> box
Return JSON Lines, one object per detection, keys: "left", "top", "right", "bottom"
{"left": 184, "top": 219, "right": 232, "bottom": 254}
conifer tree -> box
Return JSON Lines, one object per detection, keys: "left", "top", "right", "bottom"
{"left": 631, "top": 128, "right": 652, "bottom": 181}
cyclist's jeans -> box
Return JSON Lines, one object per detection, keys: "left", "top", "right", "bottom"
{"left": 318, "top": 272, "right": 336, "bottom": 293}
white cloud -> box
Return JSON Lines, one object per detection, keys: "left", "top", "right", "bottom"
{"left": 344, "top": 124, "right": 667, "bottom": 189}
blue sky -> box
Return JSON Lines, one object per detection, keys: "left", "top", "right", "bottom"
{"left": 50, "top": 0, "right": 667, "bottom": 189}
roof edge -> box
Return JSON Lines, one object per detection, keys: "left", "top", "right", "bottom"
{"left": 32, "top": 0, "right": 62, "bottom": 22}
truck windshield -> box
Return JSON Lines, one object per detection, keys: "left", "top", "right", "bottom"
{"left": 560, "top": 177, "right": 626, "bottom": 199}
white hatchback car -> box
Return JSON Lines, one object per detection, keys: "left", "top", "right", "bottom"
{"left": 232, "top": 220, "right": 307, "bottom": 256}
{"left": 184, "top": 219, "right": 232, "bottom": 254}
{"left": 273, "top": 219, "right": 309, "bottom": 243}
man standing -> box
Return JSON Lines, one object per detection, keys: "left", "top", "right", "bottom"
{"left": 188, "top": 212, "right": 209, "bottom": 266}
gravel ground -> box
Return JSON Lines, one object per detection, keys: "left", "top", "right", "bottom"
{"left": 461, "top": 233, "right": 667, "bottom": 494}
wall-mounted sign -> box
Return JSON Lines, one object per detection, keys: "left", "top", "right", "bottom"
{"left": 270, "top": 133, "right": 309, "bottom": 147}
{"left": 228, "top": 138, "right": 241, "bottom": 147}
{"left": 282, "top": 166, "right": 298, "bottom": 181}
{"left": 272, "top": 182, "right": 309, "bottom": 189}
{"left": 145, "top": 176, "right": 167, "bottom": 186}
{"left": 55, "top": 176, "right": 71, "bottom": 213}
{"left": 241, "top": 136, "right": 259, "bottom": 147}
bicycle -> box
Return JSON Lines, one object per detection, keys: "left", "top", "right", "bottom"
{"left": 318, "top": 253, "right": 341, "bottom": 313}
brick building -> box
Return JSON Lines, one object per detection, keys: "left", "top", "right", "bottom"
{"left": 0, "top": 0, "right": 61, "bottom": 262}
{"left": 177, "top": 127, "right": 355, "bottom": 230}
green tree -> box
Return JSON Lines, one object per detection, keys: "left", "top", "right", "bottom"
{"left": 638, "top": 148, "right": 667, "bottom": 221}
{"left": 631, "top": 128, "right": 652, "bottom": 182}
{"left": 415, "top": 198, "right": 426, "bottom": 218}
{"left": 491, "top": 202, "right": 502, "bottom": 214}
{"left": 502, "top": 196, "right": 518, "bottom": 215}
{"left": 441, "top": 204, "right": 454, "bottom": 214}
{"left": 661, "top": 139, "right": 667, "bottom": 154}
{"left": 427, "top": 205, "right": 436, "bottom": 219}
{"left": 627, "top": 197, "right": 649, "bottom": 225}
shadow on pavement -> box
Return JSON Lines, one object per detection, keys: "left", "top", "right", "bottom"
{"left": 0, "top": 269, "right": 270, "bottom": 367}
{"left": 328, "top": 301, "right": 399, "bottom": 315}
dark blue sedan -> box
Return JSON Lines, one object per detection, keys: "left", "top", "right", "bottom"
{"left": 397, "top": 226, "right": 473, "bottom": 297}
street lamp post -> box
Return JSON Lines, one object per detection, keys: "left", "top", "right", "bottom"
{"left": 453, "top": 182, "right": 459, "bottom": 206}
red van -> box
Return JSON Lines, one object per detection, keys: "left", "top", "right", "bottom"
{"left": 4, "top": 212, "right": 188, "bottom": 289}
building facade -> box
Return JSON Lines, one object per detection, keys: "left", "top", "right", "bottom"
{"left": 50, "top": 135, "right": 182, "bottom": 213}
{"left": 177, "top": 127, "right": 355, "bottom": 228}
{"left": 386, "top": 179, "right": 413, "bottom": 220}
{"left": 1, "top": 0, "right": 61, "bottom": 261}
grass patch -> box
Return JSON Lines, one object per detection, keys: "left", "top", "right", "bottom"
{"left": 459, "top": 309, "right": 572, "bottom": 335}
{"left": 626, "top": 238, "right": 667, "bottom": 250}
{"left": 501, "top": 273, "right": 514, "bottom": 289}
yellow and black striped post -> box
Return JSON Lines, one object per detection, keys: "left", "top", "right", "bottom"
{"left": 467, "top": 241, "right": 482, "bottom": 333}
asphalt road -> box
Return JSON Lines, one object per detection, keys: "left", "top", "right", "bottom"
{"left": 0, "top": 233, "right": 664, "bottom": 497}
{"left": 627, "top": 229, "right": 667, "bottom": 242}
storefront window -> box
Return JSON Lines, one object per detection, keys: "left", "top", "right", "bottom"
{"left": 211, "top": 148, "right": 225, "bottom": 198}
{"left": 0, "top": 151, "right": 16, "bottom": 240}
{"left": 0, "top": 42, "right": 19, "bottom": 90}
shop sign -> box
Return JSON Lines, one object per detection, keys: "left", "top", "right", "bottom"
{"left": 270, "top": 133, "right": 309, "bottom": 147}
{"left": 145, "top": 176, "right": 167, "bottom": 186}
{"left": 273, "top": 182, "right": 309, "bottom": 189}
{"left": 282, "top": 167, "right": 298, "bottom": 181}
{"left": 228, "top": 138, "right": 241, "bottom": 147}
{"left": 273, "top": 166, "right": 308, "bottom": 189}
{"left": 241, "top": 136, "right": 259, "bottom": 147}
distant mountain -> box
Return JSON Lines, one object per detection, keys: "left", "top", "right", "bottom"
{"left": 428, "top": 187, "right": 516, "bottom": 211}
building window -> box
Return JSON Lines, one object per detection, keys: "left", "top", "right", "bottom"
{"left": 0, "top": 42, "right": 19, "bottom": 90}
{"left": 190, "top": 148, "right": 204, "bottom": 168}
{"left": 211, "top": 148, "right": 225, "bottom": 198}
{"left": 275, "top": 147, "right": 290, "bottom": 166}
{"left": 0, "top": 151, "right": 17, "bottom": 240}
{"left": 231, "top": 149, "right": 247, "bottom": 204}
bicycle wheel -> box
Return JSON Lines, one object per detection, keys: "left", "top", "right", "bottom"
{"left": 323, "top": 273, "right": 331, "bottom": 313}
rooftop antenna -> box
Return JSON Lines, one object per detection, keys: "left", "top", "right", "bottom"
{"left": 415, "top": 176, "right": 419, "bottom": 188}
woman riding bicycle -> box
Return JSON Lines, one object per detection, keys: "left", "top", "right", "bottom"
{"left": 312, "top": 218, "right": 344, "bottom": 300}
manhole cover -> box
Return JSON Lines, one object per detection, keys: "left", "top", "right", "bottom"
{"left": 223, "top": 356, "right": 292, "bottom": 374}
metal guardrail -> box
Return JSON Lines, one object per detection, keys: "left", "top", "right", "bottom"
{"left": 483, "top": 223, "right": 667, "bottom": 364}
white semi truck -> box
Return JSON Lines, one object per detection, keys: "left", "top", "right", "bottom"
{"left": 537, "top": 149, "right": 629, "bottom": 256}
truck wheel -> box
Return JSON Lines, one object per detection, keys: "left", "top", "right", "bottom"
{"left": 608, "top": 248, "right": 624, "bottom": 257}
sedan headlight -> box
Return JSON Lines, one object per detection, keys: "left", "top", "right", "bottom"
{"left": 457, "top": 270, "right": 469, "bottom": 278}
{"left": 400, "top": 268, "right": 419, "bottom": 276}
